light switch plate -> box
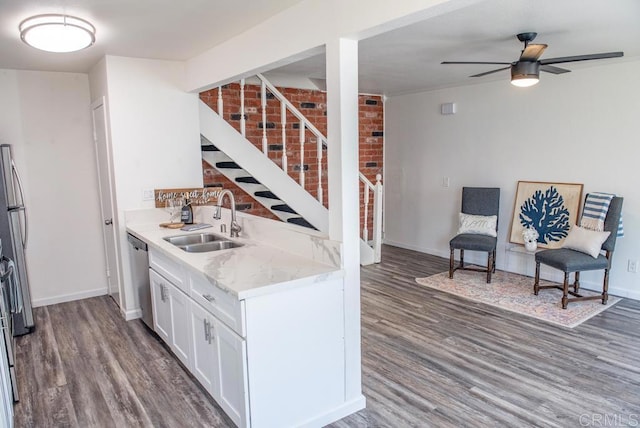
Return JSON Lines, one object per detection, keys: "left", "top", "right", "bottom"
{"left": 142, "top": 189, "right": 155, "bottom": 201}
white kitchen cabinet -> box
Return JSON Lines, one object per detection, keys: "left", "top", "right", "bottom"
{"left": 150, "top": 268, "right": 171, "bottom": 343}
{"left": 190, "top": 298, "right": 248, "bottom": 427}
{"left": 168, "top": 284, "right": 193, "bottom": 369}
{"left": 145, "top": 247, "right": 352, "bottom": 428}
{"left": 149, "top": 266, "right": 193, "bottom": 370}
{"left": 213, "top": 317, "right": 248, "bottom": 428}
{"left": 190, "top": 301, "right": 219, "bottom": 396}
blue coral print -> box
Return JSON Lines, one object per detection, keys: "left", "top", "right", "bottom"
{"left": 519, "top": 186, "right": 570, "bottom": 244}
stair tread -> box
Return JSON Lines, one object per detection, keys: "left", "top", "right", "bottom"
{"left": 271, "top": 204, "right": 297, "bottom": 214}
{"left": 287, "top": 217, "right": 316, "bottom": 229}
{"left": 201, "top": 145, "right": 219, "bottom": 151}
{"left": 254, "top": 191, "right": 280, "bottom": 200}
{"left": 235, "top": 176, "right": 261, "bottom": 185}
{"left": 216, "top": 161, "right": 242, "bottom": 169}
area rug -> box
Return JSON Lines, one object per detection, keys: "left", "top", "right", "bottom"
{"left": 415, "top": 270, "right": 620, "bottom": 328}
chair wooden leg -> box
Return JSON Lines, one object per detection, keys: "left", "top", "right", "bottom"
{"left": 602, "top": 268, "right": 610, "bottom": 304}
{"left": 449, "top": 248, "right": 454, "bottom": 279}
{"left": 574, "top": 271, "right": 580, "bottom": 293}
{"left": 562, "top": 272, "right": 570, "bottom": 309}
{"left": 492, "top": 250, "right": 497, "bottom": 273}
{"left": 534, "top": 262, "right": 540, "bottom": 295}
{"left": 459, "top": 249, "right": 464, "bottom": 269}
{"left": 486, "top": 251, "right": 493, "bottom": 283}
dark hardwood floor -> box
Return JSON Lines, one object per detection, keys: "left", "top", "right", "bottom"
{"left": 14, "top": 244, "right": 640, "bottom": 427}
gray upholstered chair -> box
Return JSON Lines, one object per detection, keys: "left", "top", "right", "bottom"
{"left": 534, "top": 196, "right": 623, "bottom": 309}
{"left": 449, "top": 187, "right": 500, "bottom": 283}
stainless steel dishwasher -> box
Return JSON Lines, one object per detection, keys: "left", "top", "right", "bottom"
{"left": 127, "top": 233, "right": 153, "bottom": 328}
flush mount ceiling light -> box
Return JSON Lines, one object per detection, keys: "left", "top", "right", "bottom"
{"left": 19, "top": 14, "right": 96, "bottom": 53}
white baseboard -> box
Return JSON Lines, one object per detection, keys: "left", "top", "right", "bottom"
{"left": 383, "top": 240, "right": 639, "bottom": 301}
{"left": 32, "top": 287, "right": 108, "bottom": 308}
{"left": 122, "top": 308, "right": 143, "bottom": 321}
{"left": 383, "top": 239, "right": 449, "bottom": 259}
{"left": 298, "top": 395, "right": 366, "bottom": 428}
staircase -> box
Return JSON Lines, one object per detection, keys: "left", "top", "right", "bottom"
{"left": 201, "top": 138, "right": 315, "bottom": 229}
{"left": 199, "top": 74, "right": 382, "bottom": 264}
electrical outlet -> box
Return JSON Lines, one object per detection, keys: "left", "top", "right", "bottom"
{"left": 142, "top": 189, "right": 155, "bottom": 201}
{"left": 628, "top": 259, "right": 638, "bottom": 273}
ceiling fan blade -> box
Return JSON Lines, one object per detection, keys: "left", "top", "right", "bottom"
{"left": 540, "top": 51, "right": 623, "bottom": 65}
{"left": 540, "top": 64, "right": 571, "bottom": 74}
{"left": 520, "top": 44, "right": 547, "bottom": 61}
{"left": 441, "top": 61, "right": 512, "bottom": 65}
{"left": 470, "top": 66, "right": 511, "bottom": 78}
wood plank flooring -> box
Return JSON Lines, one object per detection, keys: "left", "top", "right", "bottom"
{"left": 13, "top": 244, "right": 640, "bottom": 427}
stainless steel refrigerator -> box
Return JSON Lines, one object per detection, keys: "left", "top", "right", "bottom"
{"left": 0, "top": 144, "right": 34, "bottom": 336}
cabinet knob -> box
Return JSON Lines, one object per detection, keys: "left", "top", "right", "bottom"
{"left": 104, "top": 218, "right": 113, "bottom": 225}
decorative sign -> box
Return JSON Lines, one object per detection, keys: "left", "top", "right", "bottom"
{"left": 154, "top": 187, "right": 223, "bottom": 208}
{"left": 509, "top": 181, "right": 583, "bottom": 249}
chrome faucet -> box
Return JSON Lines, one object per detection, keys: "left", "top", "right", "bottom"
{"left": 213, "top": 189, "right": 241, "bottom": 238}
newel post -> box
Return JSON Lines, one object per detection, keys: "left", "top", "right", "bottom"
{"left": 373, "top": 173, "right": 383, "bottom": 263}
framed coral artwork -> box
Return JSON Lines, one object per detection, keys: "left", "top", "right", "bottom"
{"left": 509, "top": 181, "right": 584, "bottom": 249}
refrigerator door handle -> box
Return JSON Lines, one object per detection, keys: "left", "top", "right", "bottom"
{"left": 10, "top": 161, "right": 27, "bottom": 249}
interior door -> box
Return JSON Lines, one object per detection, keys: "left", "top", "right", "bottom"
{"left": 91, "top": 97, "right": 121, "bottom": 307}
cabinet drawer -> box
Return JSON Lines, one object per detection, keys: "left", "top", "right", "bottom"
{"left": 149, "top": 249, "right": 187, "bottom": 294}
{"left": 189, "top": 270, "right": 245, "bottom": 337}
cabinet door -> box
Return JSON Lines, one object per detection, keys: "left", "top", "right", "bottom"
{"left": 214, "top": 318, "right": 249, "bottom": 428}
{"left": 168, "top": 284, "right": 193, "bottom": 370}
{"left": 190, "top": 302, "right": 220, "bottom": 397}
{"left": 150, "top": 269, "right": 171, "bottom": 343}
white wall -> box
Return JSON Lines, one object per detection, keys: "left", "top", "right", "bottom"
{"left": 0, "top": 69, "right": 107, "bottom": 306}
{"left": 384, "top": 59, "right": 640, "bottom": 299}
{"left": 185, "top": 0, "right": 480, "bottom": 91}
{"left": 89, "top": 56, "right": 203, "bottom": 316}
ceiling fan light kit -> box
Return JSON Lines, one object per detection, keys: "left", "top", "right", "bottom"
{"left": 510, "top": 61, "right": 539, "bottom": 87}
{"left": 442, "top": 32, "right": 623, "bottom": 88}
{"left": 19, "top": 14, "right": 96, "bottom": 53}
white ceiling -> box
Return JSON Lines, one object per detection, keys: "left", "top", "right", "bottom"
{"left": 0, "top": 0, "right": 638, "bottom": 96}
{"left": 0, "top": 0, "right": 302, "bottom": 73}
{"left": 271, "top": 0, "right": 640, "bottom": 95}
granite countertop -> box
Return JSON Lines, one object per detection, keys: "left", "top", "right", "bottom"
{"left": 126, "top": 222, "right": 344, "bottom": 300}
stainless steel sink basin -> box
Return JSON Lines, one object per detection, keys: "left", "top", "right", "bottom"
{"left": 163, "top": 233, "right": 226, "bottom": 246}
{"left": 180, "top": 240, "right": 244, "bottom": 253}
{"left": 163, "top": 233, "right": 243, "bottom": 253}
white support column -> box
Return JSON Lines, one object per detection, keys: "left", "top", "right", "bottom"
{"left": 240, "top": 78, "right": 246, "bottom": 137}
{"left": 326, "top": 38, "right": 364, "bottom": 404}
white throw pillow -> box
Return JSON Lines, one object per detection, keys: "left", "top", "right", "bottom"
{"left": 457, "top": 213, "right": 497, "bottom": 237}
{"left": 562, "top": 225, "right": 611, "bottom": 258}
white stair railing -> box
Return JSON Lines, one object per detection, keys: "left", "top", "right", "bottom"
{"left": 256, "top": 74, "right": 328, "bottom": 204}
{"left": 360, "top": 173, "right": 383, "bottom": 263}
{"left": 210, "top": 75, "right": 383, "bottom": 262}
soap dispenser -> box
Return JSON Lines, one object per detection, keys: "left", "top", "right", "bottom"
{"left": 181, "top": 199, "right": 194, "bottom": 224}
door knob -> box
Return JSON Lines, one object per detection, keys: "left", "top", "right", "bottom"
{"left": 104, "top": 219, "right": 113, "bottom": 225}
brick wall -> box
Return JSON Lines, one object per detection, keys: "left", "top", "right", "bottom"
{"left": 200, "top": 83, "right": 383, "bottom": 237}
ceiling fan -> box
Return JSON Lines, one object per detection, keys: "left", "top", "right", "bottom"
{"left": 442, "top": 32, "right": 623, "bottom": 87}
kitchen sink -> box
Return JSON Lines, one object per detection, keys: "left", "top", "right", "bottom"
{"left": 163, "top": 233, "right": 226, "bottom": 246}
{"left": 164, "top": 233, "right": 243, "bottom": 253}
{"left": 180, "top": 240, "right": 244, "bottom": 253}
